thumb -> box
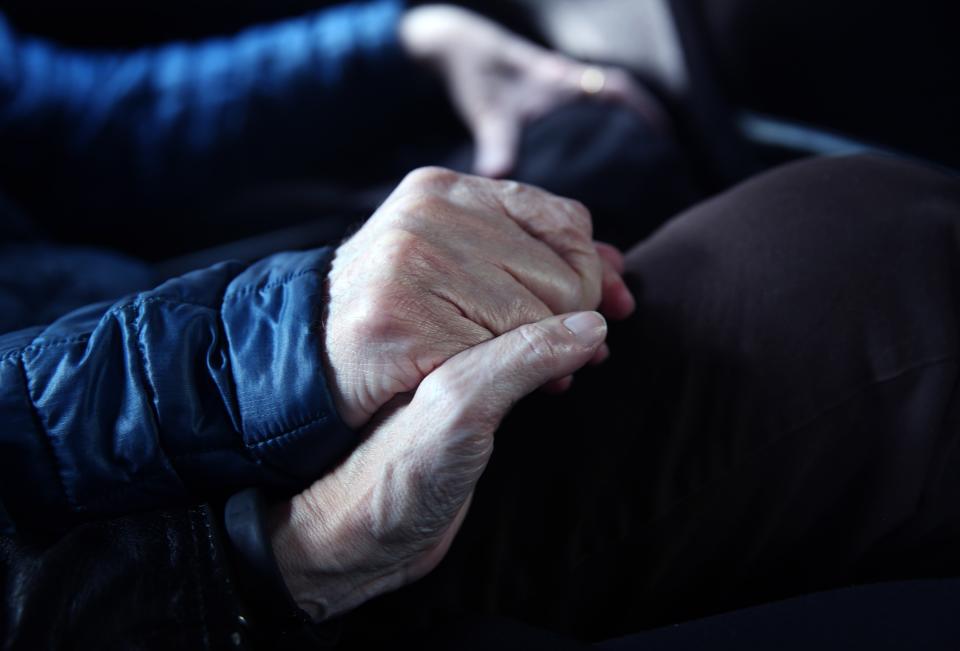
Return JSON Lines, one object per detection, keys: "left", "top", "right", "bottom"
{"left": 417, "top": 311, "right": 607, "bottom": 430}
{"left": 472, "top": 115, "right": 521, "bottom": 178}
{"left": 391, "top": 311, "right": 606, "bottom": 550}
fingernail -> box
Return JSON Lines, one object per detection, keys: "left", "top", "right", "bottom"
{"left": 563, "top": 311, "right": 607, "bottom": 347}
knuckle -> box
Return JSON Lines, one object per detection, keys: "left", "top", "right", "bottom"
{"left": 403, "top": 166, "right": 460, "bottom": 190}
{"left": 516, "top": 322, "right": 563, "bottom": 366}
{"left": 374, "top": 229, "right": 429, "bottom": 274}
{"left": 390, "top": 192, "right": 453, "bottom": 229}
{"left": 495, "top": 179, "right": 548, "bottom": 211}
{"left": 343, "top": 232, "right": 436, "bottom": 333}
{"left": 562, "top": 198, "right": 593, "bottom": 235}
{"left": 339, "top": 292, "right": 397, "bottom": 342}
{"left": 496, "top": 179, "right": 525, "bottom": 197}
{"left": 503, "top": 295, "right": 552, "bottom": 326}
{"left": 557, "top": 222, "right": 590, "bottom": 251}
{"left": 341, "top": 287, "right": 426, "bottom": 349}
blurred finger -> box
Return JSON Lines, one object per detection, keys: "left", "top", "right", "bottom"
{"left": 473, "top": 115, "right": 521, "bottom": 178}
{"left": 597, "top": 68, "right": 671, "bottom": 134}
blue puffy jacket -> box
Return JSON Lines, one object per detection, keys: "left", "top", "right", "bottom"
{"left": 0, "top": 0, "right": 421, "bottom": 209}
{"left": 0, "top": 0, "right": 421, "bottom": 533}
{"left": 0, "top": 247, "right": 355, "bottom": 533}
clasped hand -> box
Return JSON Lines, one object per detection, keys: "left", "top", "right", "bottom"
{"left": 268, "top": 168, "right": 635, "bottom": 620}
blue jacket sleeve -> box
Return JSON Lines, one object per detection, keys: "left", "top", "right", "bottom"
{"left": 0, "top": 248, "right": 354, "bottom": 532}
{"left": 0, "top": 0, "right": 421, "bottom": 206}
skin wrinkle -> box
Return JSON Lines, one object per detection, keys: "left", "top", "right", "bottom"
{"left": 495, "top": 208, "right": 598, "bottom": 309}
{"left": 325, "top": 170, "right": 603, "bottom": 426}
{"left": 491, "top": 188, "right": 590, "bottom": 277}
{"left": 430, "top": 271, "right": 546, "bottom": 339}
{"left": 270, "top": 159, "right": 620, "bottom": 619}
{"left": 494, "top": 264, "right": 557, "bottom": 322}
{"left": 456, "top": 233, "right": 569, "bottom": 318}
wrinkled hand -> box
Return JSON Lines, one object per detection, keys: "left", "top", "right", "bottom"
{"left": 399, "top": 4, "right": 670, "bottom": 177}
{"left": 269, "top": 310, "right": 608, "bottom": 619}
{"left": 323, "top": 166, "right": 634, "bottom": 429}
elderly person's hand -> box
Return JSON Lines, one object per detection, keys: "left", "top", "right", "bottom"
{"left": 265, "top": 166, "right": 632, "bottom": 619}
{"left": 270, "top": 309, "right": 607, "bottom": 620}
{"left": 323, "top": 166, "right": 635, "bottom": 429}
{"left": 399, "top": 4, "right": 670, "bottom": 178}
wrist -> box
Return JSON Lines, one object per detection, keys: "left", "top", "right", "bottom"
{"left": 223, "top": 489, "right": 337, "bottom": 645}
{"left": 267, "top": 488, "right": 391, "bottom": 621}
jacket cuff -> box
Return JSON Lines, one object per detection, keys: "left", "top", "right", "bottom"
{"left": 221, "top": 248, "right": 355, "bottom": 486}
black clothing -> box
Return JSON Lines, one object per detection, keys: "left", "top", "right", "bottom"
{"left": 0, "top": 504, "right": 244, "bottom": 649}
{"left": 4, "top": 503, "right": 959, "bottom": 650}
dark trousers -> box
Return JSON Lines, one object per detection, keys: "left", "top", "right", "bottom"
{"left": 340, "top": 154, "right": 960, "bottom": 647}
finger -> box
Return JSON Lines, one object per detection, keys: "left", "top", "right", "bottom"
{"left": 541, "top": 375, "right": 574, "bottom": 394}
{"left": 594, "top": 241, "right": 635, "bottom": 319}
{"left": 388, "top": 169, "right": 603, "bottom": 315}
{"left": 410, "top": 260, "right": 554, "bottom": 370}
{"left": 395, "top": 312, "right": 607, "bottom": 535}
{"left": 542, "top": 339, "right": 610, "bottom": 395}
{"left": 598, "top": 255, "right": 636, "bottom": 321}
{"left": 418, "top": 311, "right": 607, "bottom": 431}
{"left": 598, "top": 68, "right": 672, "bottom": 134}
{"left": 491, "top": 183, "right": 603, "bottom": 312}
{"left": 594, "top": 241, "right": 626, "bottom": 274}
{"left": 473, "top": 115, "right": 521, "bottom": 178}
{"left": 590, "top": 342, "right": 611, "bottom": 365}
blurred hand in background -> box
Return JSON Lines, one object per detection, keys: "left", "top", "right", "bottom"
{"left": 400, "top": 4, "right": 670, "bottom": 178}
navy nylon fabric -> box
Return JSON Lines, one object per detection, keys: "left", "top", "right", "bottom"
{"left": 0, "top": 247, "right": 353, "bottom": 532}
{"left": 0, "top": 0, "right": 419, "bottom": 212}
